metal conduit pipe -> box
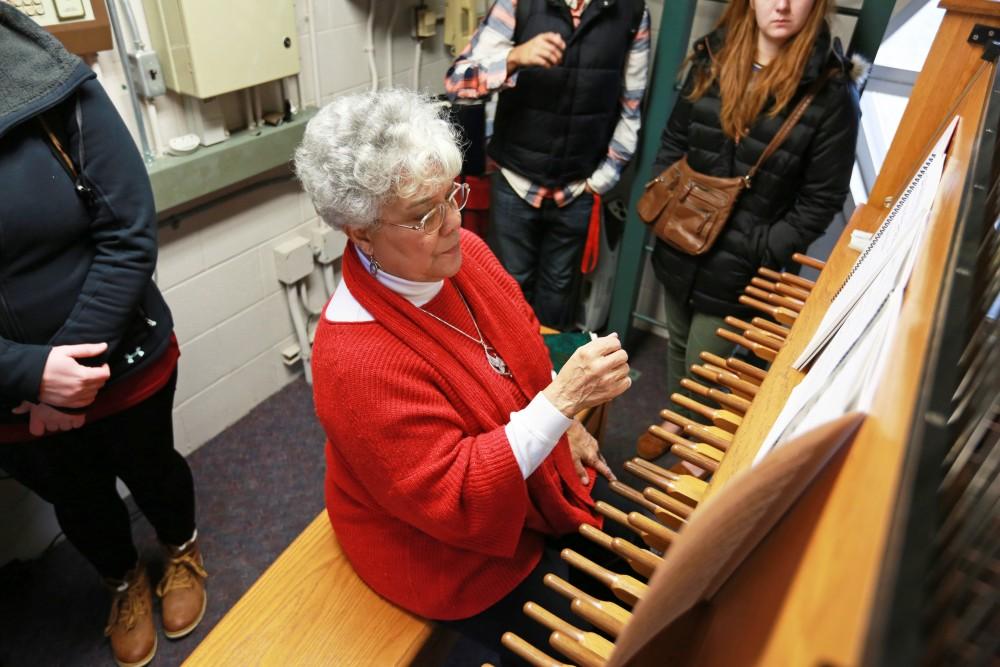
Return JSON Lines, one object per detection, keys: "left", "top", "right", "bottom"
{"left": 285, "top": 283, "right": 314, "bottom": 384}
{"left": 105, "top": 0, "right": 154, "bottom": 163}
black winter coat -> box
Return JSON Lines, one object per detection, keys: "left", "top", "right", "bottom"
{"left": 0, "top": 7, "right": 172, "bottom": 415}
{"left": 650, "top": 26, "right": 861, "bottom": 316}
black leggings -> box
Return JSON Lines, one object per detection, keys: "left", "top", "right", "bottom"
{"left": 0, "top": 370, "right": 195, "bottom": 581}
{"left": 440, "top": 476, "right": 651, "bottom": 665}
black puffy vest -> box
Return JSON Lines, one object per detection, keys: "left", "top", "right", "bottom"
{"left": 488, "top": 0, "right": 645, "bottom": 187}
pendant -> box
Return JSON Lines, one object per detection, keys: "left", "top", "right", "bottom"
{"left": 484, "top": 345, "right": 512, "bottom": 377}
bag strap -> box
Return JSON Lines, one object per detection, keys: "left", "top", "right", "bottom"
{"left": 37, "top": 113, "right": 78, "bottom": 180}
{"left": 37, "top": 99, "right": 93, "bottom": 204}
{"left": 743, "top": 68, "right": 836, "bottom": 188}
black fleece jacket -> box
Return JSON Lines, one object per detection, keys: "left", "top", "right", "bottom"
{"left": 650, "top": 26, "right": 862, "bottom": 316}
{"left": 0, "top": 6, "right": 172, "bottom": 412}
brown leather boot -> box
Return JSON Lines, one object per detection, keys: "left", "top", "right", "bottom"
{"left": 105, "top": 565, "right": 157, "bottom": 667}
{"left": 156, "top": 538, "right": 208, "bottom": 639}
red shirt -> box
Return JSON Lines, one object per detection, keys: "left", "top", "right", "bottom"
{"left": 0, "top": 334, "right": 180, "bottom": 443}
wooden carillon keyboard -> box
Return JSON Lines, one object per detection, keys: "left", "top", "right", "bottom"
{"left": 500, "top": 2, "right": 1000, "bottom": 665}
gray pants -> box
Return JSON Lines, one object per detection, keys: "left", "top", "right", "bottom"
{"left": 662, "top": 289, "right": 735, "bottom": 420}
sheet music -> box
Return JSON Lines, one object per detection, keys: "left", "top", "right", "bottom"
{"left": 793, "top": 116, "right": 959, "bottom": 370}
{"left": 753, "top": 119, "right": 954, "bottom": 465}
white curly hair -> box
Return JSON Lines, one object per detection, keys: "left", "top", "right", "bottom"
{"left": 294, "top": 89, "right": 464, "bottom": 231}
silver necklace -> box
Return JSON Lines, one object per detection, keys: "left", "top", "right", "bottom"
{"left": 418, "top": 287, "right": 512, "bottom": 377}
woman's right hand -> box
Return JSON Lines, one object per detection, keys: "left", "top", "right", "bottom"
{"left": 543, "top": 334, "right": 631, "bottom": 417}
{"left": 38, "top": 343, "right": 111, "bottom": 408}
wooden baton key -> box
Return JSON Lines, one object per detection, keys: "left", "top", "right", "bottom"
{"left": 561, "top": 549, "right": 648, "bottom": 606}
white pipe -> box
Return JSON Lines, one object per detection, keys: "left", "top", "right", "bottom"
{"left": 413, "top": 39, "right": 422, "bottom": 90}
{"left": 119, "top": 0, "right": 145, "bottom": 50}
{"left": 145, "top": 100, "right": 162, "bottom": 157}
{"left": 297, "top": 280, "right": 324, "bottom": 317}
{"left": 385, "top": 2, "right": 400, "bottom": 87}
{"left": 292, "top": 74, "right": 304, "bottom": 112}
{"left": 252, "top": 86, "right": 263, "bottom": 127}
{"left": 366, "top": 0, "right": 378, "bottom": 92}
{"left": 305, "top": 0, "right": 322, "bottom": 106}
{"left": 243, "top": 89, "right": 255, "bottom": 129}
{"left": 285, "top": 283, "right": 314, "bottom": 384}
{"left": 321, "top": 264, "right": 336, "bottom": 298}
{"left": 280, "top": 78, "right": 296, "bottom": 115}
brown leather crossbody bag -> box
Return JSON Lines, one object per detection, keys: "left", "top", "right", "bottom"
{"left": 637, "top": 73, "right": 831, "bottom": 255}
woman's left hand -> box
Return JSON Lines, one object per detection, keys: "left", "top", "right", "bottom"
{"left": 13, "top": 401, "right": 85, "bottom": 436}
{"left": 566, "top": 420, "right": 616, "bottom": 486}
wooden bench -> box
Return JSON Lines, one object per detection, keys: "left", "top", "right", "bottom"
{"left": 183, "top": 513, "right": 451, "bottom": 666}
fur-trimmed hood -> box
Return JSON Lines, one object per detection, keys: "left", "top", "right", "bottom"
{"left": 0, "top": 3, "right": 93, "bottom": 138}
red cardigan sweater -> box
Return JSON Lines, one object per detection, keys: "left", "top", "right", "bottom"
{"left": 312, "top": 230, "right": 600, "bottom": 620}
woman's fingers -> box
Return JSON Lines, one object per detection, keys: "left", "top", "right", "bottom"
{"left": 592, "top": 453, "right": 616, "bottom": 482}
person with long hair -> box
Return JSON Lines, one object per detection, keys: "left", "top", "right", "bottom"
{"left": 637, "top": 0, "right": 865, "bottom": 460}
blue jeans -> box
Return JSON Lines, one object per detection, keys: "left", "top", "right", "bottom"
{"left": 489, "top": 173, "right": 593, "bottom": 328}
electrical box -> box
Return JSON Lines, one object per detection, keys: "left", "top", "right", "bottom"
{"left": 4, "top": 0, "right": 113, "bottom": 54}
{"left": 273, "top": 236, "right": 314, "bottom": 285}
{"left": 140, "top": 0, "right": 300, "bottom": 99}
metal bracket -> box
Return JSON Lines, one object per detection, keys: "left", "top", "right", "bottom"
{"left": 968, "top": 24, "right": 1000, "bottom": 61}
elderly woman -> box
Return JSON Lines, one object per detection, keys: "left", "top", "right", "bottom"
{"left": 295, "top": 89, "right": 632, "bottom": 660}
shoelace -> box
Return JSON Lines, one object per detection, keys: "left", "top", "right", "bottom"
{"left": 156, "top": 551, "right": 207, "bottom": 597}
{"left": 104, "top": 579, "right": 149, "bottom": 636}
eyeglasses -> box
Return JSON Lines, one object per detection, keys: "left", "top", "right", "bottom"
{"left": 381, "top": 182, "right": 470, "bottom": 235}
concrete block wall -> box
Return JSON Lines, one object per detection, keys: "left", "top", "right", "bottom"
{"left": 101, "top": 0, "right": 460, "bottom": 454}
{"left": 0, "top": 0, "right": 464, "bottom": 565}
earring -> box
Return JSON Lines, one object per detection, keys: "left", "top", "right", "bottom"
{"left": 368, "top": 252, "right": 382, "bottom": 277}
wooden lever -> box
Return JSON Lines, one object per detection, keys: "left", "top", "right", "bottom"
{"left": 679, "top": 378, "right": 751, "bottom": 416}
{"left": 690, "top": 363, "right": 759, "bottom": 398}
{"left": 750, "top": 277, "right": 778, "bottom": 292}
{"left": 774, "top": 281, "right": 811, "bottom": 302}
{"left": 623, "top": 460, "right": 706, "bottom": 505}
{"left": 613, "top": 478, "right": 686, "bottom": 528}
{"left": 643, "top": 487, "right": 693, "bottom": 519}
{"left": 792, "top": 252, "right": 825, "bottom": 271}
{"left": 670, "top": 443, "right": 720, "bottom": 473}
{"left": 594, "top": 501, "right": 663, "bottom": 551}
{"left": 744, "top": 286, "right": 804, "bottom": 313}
{"left": 660, "top": 409, "right": 733, "bottom": 443}
{"left": 544, "top": 574, "right": 630, "bottom": 637}
{"left": 631, "top": 457, "right": 678, "bottom": 479}
{"left": 627, "top": 512, "right": 677, "bottom": 551}
{"left": 751, "top": 317, "right": 790, "bottom": 338}
{"left": 756, "top": 267, "right": 783, "bottom": 282}
{"left": 608, "top": 480, "right": 662, "bottom": 515}
{"left": 550, "top": 631, "right": 607, "bottom": 667}
{"left": 502, "top": 632, "right": 569, "bottom": 667}
{"left": 650, "top": 421, "right": 728, "bottom": 463}
{"left": 744, "top": 328, "right": 783, "bottom": 352}
{"left": 723, "top": 315, "right": 759, "bottom": 334}
{"left": 523, "top": 602, "right": 615, "bottom": 661}
{"left": 700, "top": 352, "right": 766, "bottom": 386}
{"left": 715, "top": 328, "right": 778, "bottom": 362}
{"left": 780, "top": 271, "right": 816, "bottom": 290}
{"left": 739, "top": 295, "right": 799, "bottom": 325}
{"left": 579, "top": 524, "right": 662, "bottom": 578}
{"left": 725, "top": 357, "right": 768, "bottom": 383}
{"left": 671, "top": 393, "right": 744, "bottom": 432}
{"left": 684, "top": 423, "right": 735, "bottom": 451}
{"left": 561, "top": 548, "right": 648, "bottom": 606}
{"left": 570, "top": 599, "right": 624, "bottom": 640}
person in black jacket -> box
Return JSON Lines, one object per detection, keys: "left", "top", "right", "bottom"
{"left": 638, "top": 0, "right": 863, "bottom": 460}
{"left": 0, "top": 8, "right": 206, "bottom": 665}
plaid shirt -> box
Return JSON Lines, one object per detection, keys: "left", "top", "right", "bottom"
{"left": 445, "top": 0, "right": 650, "bottom": 208}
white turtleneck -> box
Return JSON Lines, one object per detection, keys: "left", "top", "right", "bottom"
{"left": 324, "top": 246, "right": 571, "bottom": 478}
